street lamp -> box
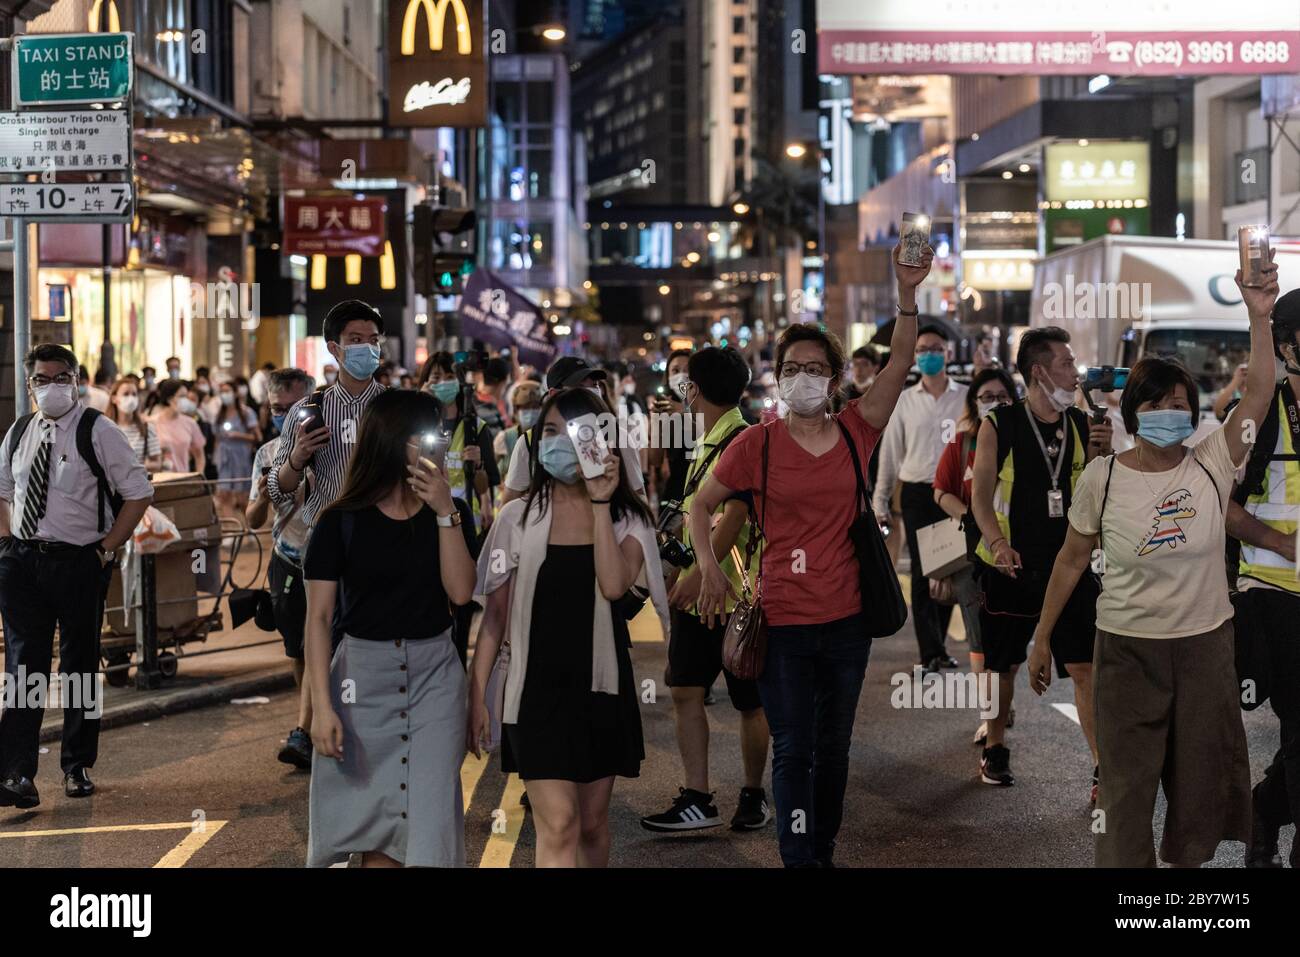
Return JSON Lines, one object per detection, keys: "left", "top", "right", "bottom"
{"left": 785, "top": 142, "right": 808, "bottom": 159}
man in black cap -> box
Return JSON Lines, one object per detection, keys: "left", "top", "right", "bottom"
{"left": 500, "top": 356, "right": 647, "bottom": 504}
{"left": 1227, "top": 286, "right": 1300, "bottom": 867}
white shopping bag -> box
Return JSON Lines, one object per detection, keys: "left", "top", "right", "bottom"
{"left": 916, "top": 517, "right": 969, "bottom": 580}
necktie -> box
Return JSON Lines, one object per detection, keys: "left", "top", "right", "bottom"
{"left": 19, "top": 420, "right": 53, "bottom": 540}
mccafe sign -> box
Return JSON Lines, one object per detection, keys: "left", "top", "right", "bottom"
{"left": 387, "top": 0, "right": 486, "bottom": 128}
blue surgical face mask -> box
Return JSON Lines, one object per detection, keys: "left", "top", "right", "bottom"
{"left": 916, "top": 351, "right": 946, "bottom": 376}
{"left": 341, "top": 343, "right": 381, "bottom": 380}
{"left": 430, "top": 380, "right": 460, "bottom": 404}
{"left": 271, "top": 413, "right": 286, "bottom": 433}
{"left": 1136, "top": 409, "right": 1194, "bottom": 448}
{"left": 538, "top": 435, "right": 581, "bottom": 484}
{"left": 519, "top": 408, "right": 540, "bottom": 430}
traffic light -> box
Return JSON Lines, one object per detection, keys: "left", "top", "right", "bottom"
{"left": 413, "top": 202, "right": 476, "bottom": 297}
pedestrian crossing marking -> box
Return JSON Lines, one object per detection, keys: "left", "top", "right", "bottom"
{"left": 478, "top": 772, "right": 526, "bottom": 868}
{"left": 1052, "top": 703, "right": 1080, "bottom": 725}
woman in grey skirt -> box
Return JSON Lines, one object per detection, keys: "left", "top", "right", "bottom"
{"left": 303, "top": 389, "right": 477, "bottom": 868}
{"left": 1026, "top": 252, "right": 1278, "bottom": 867}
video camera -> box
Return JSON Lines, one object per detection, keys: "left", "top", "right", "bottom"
{"left": 1081, "top": 366, "right": 1130, "bottom": 424}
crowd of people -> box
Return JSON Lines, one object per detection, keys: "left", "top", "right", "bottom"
{"left": 1, "top": 241, "right": 1296, "bottom": 872}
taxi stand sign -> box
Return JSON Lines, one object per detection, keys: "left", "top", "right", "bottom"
{"left": 11, "top": 31, "right": 133, "bottom": 107}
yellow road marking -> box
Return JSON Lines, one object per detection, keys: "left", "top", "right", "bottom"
{"left": 461, "top": 751, "right": 488, "bottom": 813}
{"left": 478, "top": 772, "right": 526, "bottom": 868}
{"left": 0, "top": 821, "right": 201, "bottom": 838}
{"left": 154, "top": 821, "right": 227, "bottom": 868}
{"left": 629, "top": 604, "right": 664, "bottom": 643}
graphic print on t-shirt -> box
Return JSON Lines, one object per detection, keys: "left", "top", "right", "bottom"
{"left": 1136, "top": 488, "right": 1196, "bottom": 556}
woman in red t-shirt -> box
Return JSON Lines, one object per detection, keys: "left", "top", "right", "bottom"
{"left": 932, "top": 368, "right": 1015, "bottom": 744}
{"left": 690, "top": 244, "right": 933, "bottom": 868}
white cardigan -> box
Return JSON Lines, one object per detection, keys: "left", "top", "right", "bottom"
{"left": 474, "top": 497, "right": 670, "bottom": 724}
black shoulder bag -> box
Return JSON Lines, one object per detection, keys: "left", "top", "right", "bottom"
{"left": 836, "top": 420, "right": 907, "bottom": 638}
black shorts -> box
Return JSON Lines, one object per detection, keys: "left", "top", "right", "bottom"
{"left": 268, "top": 550, "right": 307, "bottom": 659}
{"left": 664, "top": 608, "right": 763, "bottom": 712}
{"left": 977, "top": 561, "right": 1098, "bottom": 679}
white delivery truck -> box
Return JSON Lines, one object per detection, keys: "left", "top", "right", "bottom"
{"left": 1029, "top": 235, "right": 1300, "bottom": 421}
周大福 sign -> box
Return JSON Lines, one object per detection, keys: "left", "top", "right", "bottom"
{"left": 12, "top": 32, "right": 133, "bottom": 106}
{"left": 386, "top": 0, "right": 486, "bottom": 128}
{"left": 283, "top": 196, "right": 388, "bottom": 256}
{"left": 817, "top": 0, "right": 1300, "bottom": 76}
{"left": 458, "top": 269, "right": 556, "bottom": 370}
{"left": 0, "top": 109, "right": 130, "bottom": 172}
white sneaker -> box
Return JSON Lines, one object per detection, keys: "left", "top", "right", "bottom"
{"left": 973, "top": 721, "right": 988, "bottom": 746}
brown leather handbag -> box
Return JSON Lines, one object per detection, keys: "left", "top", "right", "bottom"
{"left": 721, "top": 426, "right": 769, "bottom": 680}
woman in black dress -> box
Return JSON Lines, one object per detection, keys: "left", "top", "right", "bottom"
{"left": 470, "top": 387, "right": 657, "bottom": 867}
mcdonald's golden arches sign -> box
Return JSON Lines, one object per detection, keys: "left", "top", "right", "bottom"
{"left": 387, "top": 0, "right": 486, "bottom": 128}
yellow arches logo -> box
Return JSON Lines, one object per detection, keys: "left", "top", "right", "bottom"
{"left": 88, "top": 0, "right": 122, "bottom": 32}
{"left": 401, "top": 0, "right": 472, "bottom": 56}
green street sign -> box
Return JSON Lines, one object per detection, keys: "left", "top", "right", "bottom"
{"left": 12, "top": 32, "right": 133, "bottom": 107}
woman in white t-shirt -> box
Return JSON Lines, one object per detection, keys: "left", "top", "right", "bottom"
{"left": 1028, "top": 255, "right": 1279, "bottom": 868}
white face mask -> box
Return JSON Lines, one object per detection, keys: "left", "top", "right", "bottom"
{"left": 116, "top": 394, "right": 140, "bottom": 414}
{"left": 977, "top": 400, "right": 1002, "bottom": 419}
{"left": 34, "top": 383, "right": 76, "bottom": 418}
{"left": 778, "top": 371, "right": 831, "bottom": 417}
{"left": 669, "top": 373, "right": 690, "bottom": 400}
{"left": 177, "top": 397, "right": 197, "bottom": 415}
{"left": 1037, "top": 371, "right": 1076, "bottom": 412}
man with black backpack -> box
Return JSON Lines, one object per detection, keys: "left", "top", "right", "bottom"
{"left": 1226, "top": 287, "right": 1300, "bottom": 868}
{"left": 641, "top": 346, "right": 771, "bottom": 833}
{"left": 0, "top": 344, "right": 153, "bottom": 809}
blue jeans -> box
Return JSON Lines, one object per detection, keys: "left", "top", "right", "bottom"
{"left": 758, "top": 612, "right": 872, "bottom": 867}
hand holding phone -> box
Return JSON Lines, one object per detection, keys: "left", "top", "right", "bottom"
{"left": 898, "top": 212, "right": 931, "bottom": 267}
{"left": 566, "top": 413, "right": 611, "bottom": 481}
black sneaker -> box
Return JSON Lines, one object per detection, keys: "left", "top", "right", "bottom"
{"left": 641, "top": 787, "right": 722, "bottom": 832}
{"left": 277, "top": 727, "right": 313, "bottom": 770}
{"left": 980, "top": 745, "right": 1014, "bottom": 786}
{"left": 730, "top": 787, "right": 771, "bottom": 831}
{"left": 1246, "top": 804, "right": 1283, "bottom": 868}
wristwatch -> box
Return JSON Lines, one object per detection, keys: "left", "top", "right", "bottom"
{"left": 435, "top": 511, "right": 462, "bottom": 527}
{"left": 896, "top": 304, "right": 920, "bottom": 317}
{"left": 96, "top": 543, "right": 117, "bottom": 567}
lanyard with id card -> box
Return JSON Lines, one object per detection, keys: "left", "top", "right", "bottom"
{"left": 1028, "top": 410, "right": 1069, "bottom": 518}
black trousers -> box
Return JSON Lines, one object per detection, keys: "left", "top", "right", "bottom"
{"left": 0, "top": 539, "right": 109, "bottom": 780}
{"left": 1243, "top": 587, "right": 1300, "bottom": 864}
{"left": 900, "top": 481, "right": 952, "bottom": 663}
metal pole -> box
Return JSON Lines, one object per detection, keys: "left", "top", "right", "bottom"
{"left": 13, "top": 218, "right": 30, "bottom": 417}
{"left": 99, "top": 223, "right": 116, "bottom": 380}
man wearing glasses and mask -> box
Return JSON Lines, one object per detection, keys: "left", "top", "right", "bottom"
{"left": 0, "top": 344, "right": 153, "bottom": 809}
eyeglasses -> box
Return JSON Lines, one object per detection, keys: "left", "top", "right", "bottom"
{"left": 976, "top": 393, "right": 1011, "bottom": 404}
{"left": 28, "top": 373, "right": 74, "bottom": 388}
{"left": 778, "top": 361, "right": 832, "bottom": 379}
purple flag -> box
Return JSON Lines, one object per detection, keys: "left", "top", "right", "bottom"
{"left": 457, "top": 269, "right": 557, "bottom": 369}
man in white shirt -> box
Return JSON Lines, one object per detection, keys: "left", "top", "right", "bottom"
{"left": 871, "top": 325, "right": 968, "bottom": 671}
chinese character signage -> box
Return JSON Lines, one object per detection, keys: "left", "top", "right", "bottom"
{"left": 1044, "top": 143, "right": 1150, "bottom": 202}
{"left": 458, "top": 269, "right": 556, "bottom": 369}
{"left": 0, "top": 109, "right": 130, "bottom": 172}
{"left": 12, "top": 32, "right": 133, "bottom": 106}
{"left": 817, "top": 1, "right": 1300, "bottom": 76}
{"left": 284, "top": 196, "right": 388, "bottom": 256}
{"left": 387, "top": 0, "right": 486, "bottom": 128}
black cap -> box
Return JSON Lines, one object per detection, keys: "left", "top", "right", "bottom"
{"left": 1274, "top": 288, "right": 1300, "bottom": 338}
{"left": 545, "top": 356, "right": 607, "bottom": 391}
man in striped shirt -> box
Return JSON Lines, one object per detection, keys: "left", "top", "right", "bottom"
{"left": 268, "top": 300, "right": 387, "bottom": 529}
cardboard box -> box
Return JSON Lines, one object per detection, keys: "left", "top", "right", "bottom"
{"left": 917, "top": 517, "right": 970, "bottom": 580}
{"left": 156, "top": 494, "right": 217, "bottom": 531}
{"left": 164, "top": 522, "right": 222, "bottom": 554}
{"left": 150, "top": 472, "right": 211, "bottom": 503}
{"left": 102, "top": 552, "right": 201, "bottom": 635}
